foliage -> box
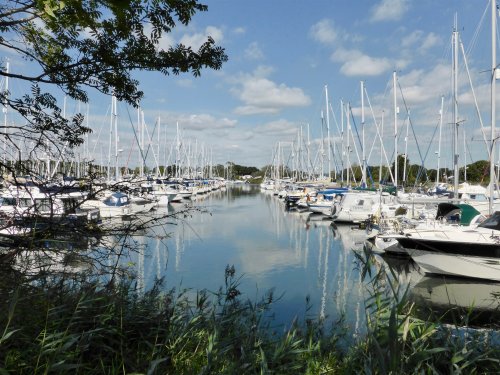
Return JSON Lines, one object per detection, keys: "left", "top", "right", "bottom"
{"left": 338, "top": 157, "right": 491, "bottom": 188}
{"left": 348, "top": 247, "right": 500, "bottom": 374}
{"left": 228, "top": 162, "right": 259, "bottom": 178}
{"left": 0, "top": 265, "right": 343, "bottom": 374}
{"left": 0, "top": 0, "right": 227, "bottom": 175}
{"left": 1, "top": 253, "right": 499, "bottom": 374}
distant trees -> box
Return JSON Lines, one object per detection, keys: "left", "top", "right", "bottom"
{"left": 336, "top": 155, "right": 491, "bottom": 187}
{"left": 227, "top": 162, "right": 259, "bottom": 179}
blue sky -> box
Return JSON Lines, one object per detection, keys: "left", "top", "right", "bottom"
{"left": 3, "top": 0, "right": 499, "bottom": 173}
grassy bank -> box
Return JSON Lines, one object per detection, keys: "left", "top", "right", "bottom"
{"left": 0, "top": 254, "right": 499, "bottom": 374}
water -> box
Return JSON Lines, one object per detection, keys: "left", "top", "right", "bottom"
{"left": 4, "top": 184, "right": 499, "bottom": 369}
{"left": 114, "top": 184, "right": 371, "bottom": 333}
{"left": 36, "top": 184, "right": 498, "bottom": 332}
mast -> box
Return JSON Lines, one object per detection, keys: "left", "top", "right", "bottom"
{"left": 403, "top": 113, "right": 410, "bottom": 185}
{"left": 341, "top": 99, "right": 344, "bottom": 183}
{"left": 361, "top": 80, "right": 366, "bottom": 187}
{"left": 107, "top": 95, "right": 114, "bottom": 182}
{"left": 176, "top": 122, "right": 180, "bottom": 178}
{"left": 463, "top": 126, "right": 467, "bottom": 181}
{"left": 114, "top": 96, "right": 119, "bottom": 182}
{"left": 307, "top": 123, "right": 311, "bottom": 180}
{"left": 453, "top": 14, "right": 459, "bottom": 196}
{"left": 346, "top": 102, "right": 351, "bottom": 186}
{"left": 157, "top": 115, "right": 161, "bottom": 177}
{"left": 140, "top": 109, "right": 145, "bottom": 178}
{"left": 437, "top": 95, "right": 444, "bottom": 185}
{"left": 379, "top": 110, "right": 384, "bottom": 184}
{"left": 490, "top": 0, "right": 497, "bottom": 215}
{"left": 325, "top": 85, "right": 332, "bottom": 181}
{"left": 393, "top": 71, "right": 398, "bottom": 188}
{"left": 2, "top": 60, "right": 8, "bottom": 170}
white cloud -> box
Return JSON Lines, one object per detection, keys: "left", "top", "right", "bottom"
{"left": 254, "top": 119, "right": 299, "bottom": 136}
{"left": 253, "top": 65, "right": 274, "bottom": 78}
{"left": 180, "top": 26, "right": 224, "bottom": 50}
{"left": 244, "top": 42, "right": 264, "bottom": 60}
{"left": 173, "top": 113, "right": 236, "bottom": 131}
{"left": 158, "top": 33, "right": 175, "bottom": 51}
{"left": 371, "top": 0, "right": 409, "bottom": 22}
{"left": 401, "top": 30, "right": 441, "bottom": 53}
{"left": 401, "top": 30, "right": 424, "bottom": 48}
{"left": 231, "top": 67, "right": 311, "bottom": 115}
{"left": 142, "top": 23, "right": 175, "bottom": 50}
{"left": 309, "top": 19, "right": 338, "bottom": 45}
{"left": 420, "top": 32, "right": 441, "bottom": 51}
{"left": 331, "top": 48, "right": 393, "bottom": 76}
{"left": 234, "top": 79, "right": 311, "bottom": 115}
{"left": 398, "top": 64, "right": 450, "bottom": 104}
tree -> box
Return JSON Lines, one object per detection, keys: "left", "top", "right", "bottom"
{"left": 459, "top": 160, "right": 490, "bottom": 184}
{"left": 0, "top": 0, "right": 228, "bottom": 176}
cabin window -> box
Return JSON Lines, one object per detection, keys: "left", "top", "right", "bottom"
{"left": 18, "top": 198, "right": 31, "bottom": 208}
{"left": 63, "top": 198, "right": 78, "bottom": 213}
{"left": 35, "top": 199, "right": 52, "bottom": 212}
{"left": 1, "top": 197, "right": 16, "bottom": 206}
{"left": 357, "top": 199, "right": 364, "bottom": 206}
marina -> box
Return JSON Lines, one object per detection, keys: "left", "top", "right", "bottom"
{"left": 2, "top": 1, "right": 500, "bottom": 372}
{"left": 7, "top": 182, "right": 497, "bottom": 331}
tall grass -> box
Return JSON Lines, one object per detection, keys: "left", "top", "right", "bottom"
{"left": 350, "top": 247, "right": 500, "bottom": 374}
{"left": 0, "top": 251, "right": 499, "bottom": 374}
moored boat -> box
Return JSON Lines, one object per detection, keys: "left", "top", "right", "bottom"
{"left": 393, "top": 211, "right": 500, "bottom": 281}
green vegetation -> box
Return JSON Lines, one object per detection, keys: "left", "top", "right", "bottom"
{"left": 343, "top": 156, "right": 491, "bottom": 187}
{"left": 1, "top": 250, "right": 498, "bottom": 374}
{"left": 0, "top": 0, "right": 227, "bottom": 177}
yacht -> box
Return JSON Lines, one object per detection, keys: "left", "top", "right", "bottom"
{"left": 369, "top": 202, "right": 485, "bottom": 255}
{"left": 386, "top": 211, "right": 500, "bottom": 281}
{"left": 331, "top": 190, "right": 402, "bottom": 224}
{"left": 81, "top": 191, "right": 156, "bottom": 218}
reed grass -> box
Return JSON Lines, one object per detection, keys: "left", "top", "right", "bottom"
{"left": 0, "top": 251, "right": 499, "bottom": 374}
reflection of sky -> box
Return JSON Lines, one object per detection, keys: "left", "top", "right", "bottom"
{"left": 119, "top": 185, "right": 370, "bottom": 331}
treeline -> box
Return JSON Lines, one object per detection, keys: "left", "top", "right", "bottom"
{"left": 343, "top": 157, "right": 490, "bottom": 186}
{"left": 258, "top": 156, "right": 492, "bottom": 186}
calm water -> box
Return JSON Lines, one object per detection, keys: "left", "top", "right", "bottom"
{"left": 109, "top": 184, "right": 369, "bottom": 333}
{"left": 112, "top": 184, "right": 500, "bottom": 330}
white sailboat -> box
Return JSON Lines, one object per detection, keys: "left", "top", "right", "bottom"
{"left": 331, "top": 190, "right": 402, "bottom": 223}
{"left": 81, "top": 191, "right": 156, "bottom": 218}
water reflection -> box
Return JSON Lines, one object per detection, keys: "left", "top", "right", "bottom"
{"left": 410, "top": 276, "right": 500, "bottom": 327}
{"left": 106, "top": 185, "right": 371, "bottom": 334}
{"left": 6, "top": 184, "right": 499, "bottom": 332}
{"left": 379, "top": 254, "right": 500, "bottom": 328}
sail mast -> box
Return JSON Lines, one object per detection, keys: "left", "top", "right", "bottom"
{"left": 393, "top": 71, "right": 398, "bottom": 188}
{"left": 453, "top": 14, "right": 459, "bottom": 197}
{"left": 490, "top": 0, "right": 497, "bottom": 215}
{"left": 361, "top": 80, "right": 366, "bottom": 187}
{"left": 325, "top": 85, "right": 332, "bottom": 182}
{"left": 437, "top": 95, "right": 444, "bottom": 185}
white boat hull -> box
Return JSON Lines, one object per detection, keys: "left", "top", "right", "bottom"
{"left": 409, "top": 250, "right": 500, "bottom": 282}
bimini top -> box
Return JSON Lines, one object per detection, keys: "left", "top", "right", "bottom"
{"left": 435, "top": 202, "right": 482, "bottom": 226}
{"left": 103, "top": 192, "right": 129, "bottom": 207}
{"left": 478, "top": 211, "right": 500, "bottom": 231}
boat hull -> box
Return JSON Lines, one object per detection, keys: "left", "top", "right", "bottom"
{"left": 408, "top": 249, "right": 500, "bottom": 282}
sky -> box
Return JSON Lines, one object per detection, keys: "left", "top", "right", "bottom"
{"left": 3, "top": 0, "right": 500, "bottom": 174}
